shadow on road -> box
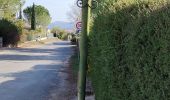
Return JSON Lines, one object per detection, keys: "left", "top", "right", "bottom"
{"left": 0, "top": 42, "right": 75, "bottom": 61}
{"left": 0, "top": 64, "right": 68, "bottom": 100}
{"left": 0, "top": 41, "right": 76, "bottom": 100}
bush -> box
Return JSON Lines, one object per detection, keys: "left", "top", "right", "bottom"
{"left": 51, "top": 27, "right": 68, "bottom": 40}
{"left": 20, "top": 29, "right": 29, "bottom": 42}
{"left": 70, "top": 34, "right": 78, "bottom": 44}
{"left": 89, "top": 0, "right": 170, "bottom": 100}
{"left": 61, "top": 32, "right": 68, "bottom": 40}
{"left": 71, "top": 36, "right": 77, "bottom": 44}
{"left": 0, "top": 19, "right": 20, "bottom": 47}
{"left": 27, "top": 32, "right": 34, "bottom": 41}
{"left": 14, "top": 19, "right": 24, "bottom": 34}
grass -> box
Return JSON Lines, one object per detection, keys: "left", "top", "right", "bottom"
{"left": 70, "top": 47, "right": 79, "bottom": 76}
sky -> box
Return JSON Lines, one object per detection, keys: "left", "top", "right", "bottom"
{"left": 23, "top": 0, "right": 75, "bottom": 22}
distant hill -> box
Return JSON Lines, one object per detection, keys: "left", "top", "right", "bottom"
{"left": 48, "top": 21, "right": 74, "bottom": 31}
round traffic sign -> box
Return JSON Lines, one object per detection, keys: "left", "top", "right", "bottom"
{"left": 76, "top": 22, "right": 82, "bottom": 30}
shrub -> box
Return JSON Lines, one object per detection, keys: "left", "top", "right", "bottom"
{"left": 20, "top": 29, "right": 29, "bottom": 42}
{"left": 14, "top": 19, "right": 24, "bottom": 33}
{"left": 89, "top": 0, "right": 170, "bottom": 100}
{"left": 27, "top": 33, "right": 34, "bottom": 41}
{"left": 61, "top": 32, "right": 68, "bottom": 40}
{"left": 20, "top": 33, "right": 27, "bottom": 43}
{"left": 71, "top": 36, "right": 77, "bottom": 44}
{"left": 0, "top": 19, "right": 20, "bottom": 47}
{"left": 51, "top": 27, "right": 68, "bottom": 39}
{"left": 70, "top": 34, "right": 78, "bottom": 44}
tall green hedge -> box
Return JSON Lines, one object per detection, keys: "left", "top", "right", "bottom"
{"left": 0, "top": 19, "right": 20, "bottom": 47}
{"left": 89, "top": 0, "right": 170, "bottom": 100}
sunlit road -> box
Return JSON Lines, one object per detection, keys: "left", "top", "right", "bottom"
{"left": 0, "top": 41, "right": 74, "bottom": 100}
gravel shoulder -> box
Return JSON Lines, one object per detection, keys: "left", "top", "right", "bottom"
{"left": 18, "top": 38, "right": 61, "bottom": 48}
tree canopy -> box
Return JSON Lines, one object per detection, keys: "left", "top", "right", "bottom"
{"left": 0, "top": 0, "right": 25, "bottom": 19}
{"left": 31, "top": 3, "right": 36, "bottom": 30}
{"left": 67, "top": 4, "right": 81, "bottom": 22}
{"left": 23, "top": 5, "right": 51, "bottom": 27}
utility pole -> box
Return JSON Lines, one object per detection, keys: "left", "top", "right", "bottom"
{"left": 31, "top": 3, "right": 36, "bottom": 30}
{"left": 78, "top": 0, "right": 92, "bottom": 100}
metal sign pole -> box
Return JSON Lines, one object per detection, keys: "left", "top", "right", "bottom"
{"left": 77, "top": 0, "right": 98, "bottom": 99}
{"left": 77, "top": 0, "right": 91, "bottom": 100}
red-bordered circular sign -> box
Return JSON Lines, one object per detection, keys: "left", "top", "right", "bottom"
{"left": 76, "top": 22, "right": 82, "bottom": 30}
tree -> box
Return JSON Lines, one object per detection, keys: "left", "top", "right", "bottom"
{"left": 19, "top": 3, "right": 22, "bottom": 19}
{"left": 19, "top": 0, "right": 25, "bottom": 19}
{"left": 23, "top": 5, "right": 51, "bottom": 27}
{"left": 0, "top": 0, "right": 25, "bottom": 19}
{"left": 67, "top": 4, "right": 81, "bottom": 22}
{"left": 31, "top": 3, "right": 36, "bottom": 30}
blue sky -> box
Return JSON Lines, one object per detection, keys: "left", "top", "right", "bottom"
{"left": 23, "top": 0, "right": 75, "bottom": 22}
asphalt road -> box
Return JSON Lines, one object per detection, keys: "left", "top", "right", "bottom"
{"left": 0, "top": 41, "right": 74, "bottom": 100}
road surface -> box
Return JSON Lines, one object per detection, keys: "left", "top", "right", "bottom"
{"left": 0, "top": 41, "right": 75, "bottom": 100}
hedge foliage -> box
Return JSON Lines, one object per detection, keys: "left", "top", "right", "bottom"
{"left": 89, "top": 0, "right": 170, "bottom": 100}
{"left": 0, "top": 19, "right": 20, "bottom": 47}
